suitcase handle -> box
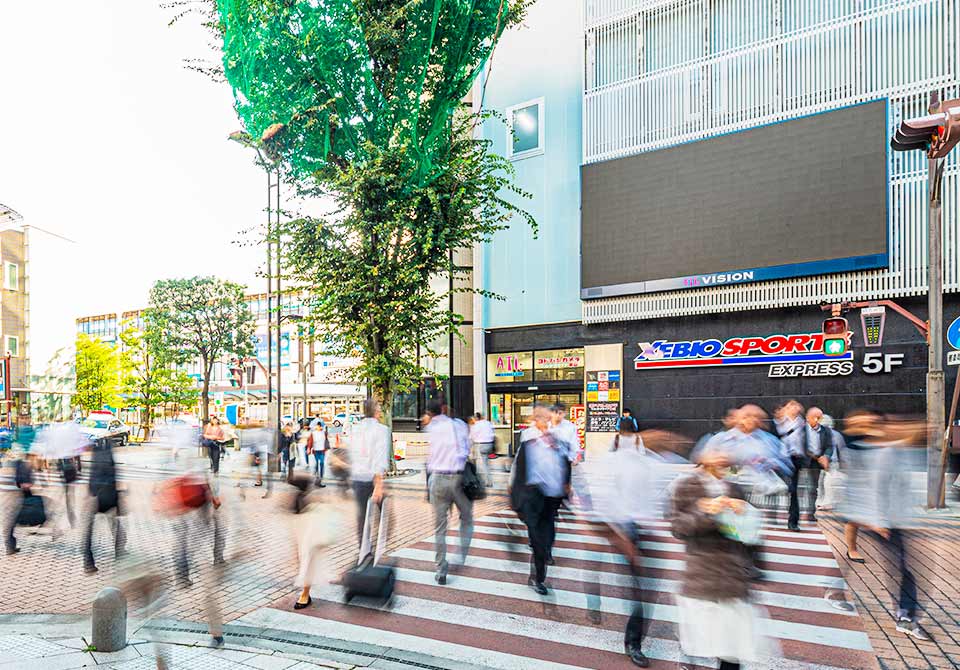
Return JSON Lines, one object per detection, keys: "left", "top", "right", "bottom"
{"left": 358, "top": 495, "right": 388, "bottom": 566}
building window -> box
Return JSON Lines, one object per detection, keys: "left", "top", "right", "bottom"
{"left": 5, "top": 336, "right": 18, "bottom": 357}
{"left": 4, "top": 263, "right": 17, "bottom": 291}
{"left": 506, "top": 98, "right": 544, "bottom": 160}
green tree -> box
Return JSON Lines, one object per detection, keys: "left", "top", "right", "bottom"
{"left": 163, "top": 369, "right": 201, "bottom": 419}
{"left": 75, "top": 333, "right": 123, "bottom": 413}
{"left": 146, "top": 277, "right": 255, "bottom": 422}
{"left": 119, "top": 318, "right": 173, "bottom": 440}
{"left": 216, "top": 0, "right": 535, "bottom": 427}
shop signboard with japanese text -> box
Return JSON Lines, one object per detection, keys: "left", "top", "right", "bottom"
{"left": 487, "top": 352, "right": 533, "bottom": 383}
{"left": 570, "top": 404, "right": 586, "bottom": 450}
{"left": 586, "top": 370, "right": 621, "bottom": 432}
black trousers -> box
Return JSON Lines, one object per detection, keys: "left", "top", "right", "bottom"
{"left": 620, "top": 523, "right": 646, "bottom": 650}
{"left": 83, "top": 503, "right": 125, "bottom": 569}
{"left": 788, "top": 455, "right": 822, "bottom": 527}
{"left": 887, "top": 528, "right": 918, "bottom": 620}
{"left": 521, "top": 487, "right": 562, "bottom": 584}
{"left": 206, "top": 441, "right": 221, "bottom": 474}
{"left": 352, "top": 480, "right": 382, "bottom": 551}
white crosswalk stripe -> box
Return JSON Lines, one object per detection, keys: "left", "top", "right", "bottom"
{"left": 241, "top": 510, "right": 877, "bottom": 670}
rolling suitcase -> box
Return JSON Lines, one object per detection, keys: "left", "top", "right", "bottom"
{"left": 343, "top": 497, "right": 394, "bottom": 604}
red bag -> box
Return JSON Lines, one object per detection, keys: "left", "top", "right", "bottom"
{"left": 154, "top": 475, "right": 209, "bottom": 516}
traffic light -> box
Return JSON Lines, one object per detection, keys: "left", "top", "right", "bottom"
{"left": 891, "top": 98, "right": 960, "bottom": 158}
{"left": 823, "top": 317, "right": 849, "bottom": 356}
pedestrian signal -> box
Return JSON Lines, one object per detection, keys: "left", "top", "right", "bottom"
{"left": 860, "top": 306, "right": 886, "bottom": 347}
{"left": 823, "top": 317, "right": 849, "bottom": 357}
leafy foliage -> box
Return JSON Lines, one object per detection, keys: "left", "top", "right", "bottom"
{"left": 216, "top": 0, "right": 536, "bottom": 420}
{"left": 75, "top": 333, "right": 123, "bottom": 413}
{"left": 146, "top": 277, "right": 255, "bottom": 421}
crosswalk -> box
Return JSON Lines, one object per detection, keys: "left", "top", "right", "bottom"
{"left": 238, "top": 508, "right": 878, "bottom": 670}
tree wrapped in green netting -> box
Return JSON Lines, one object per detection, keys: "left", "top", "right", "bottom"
{"left": 220, "top": 0, "right": 523, "bottom": 184}
{"left": 216, "top": 0, "right": 535, "bottom": 428}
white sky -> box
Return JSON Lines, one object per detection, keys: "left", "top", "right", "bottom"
{"left": 0, "top": 1, "right": 270, "bottom": 375}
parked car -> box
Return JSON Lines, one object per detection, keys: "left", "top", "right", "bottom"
{"left": 332, "top": 413, "right": 359, "bottom": 428}
{"left": 77, "top": 412, "right": 131, "bottom": 446}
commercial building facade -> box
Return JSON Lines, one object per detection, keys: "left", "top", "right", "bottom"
{"left": 477, "top": 0, "right": 960, "bottom": 454}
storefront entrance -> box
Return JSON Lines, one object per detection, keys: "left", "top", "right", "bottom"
{"left": 489, "top": 391, "right": 582, "bottom": 455}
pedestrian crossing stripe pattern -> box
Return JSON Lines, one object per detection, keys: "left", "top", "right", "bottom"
{"left": 248, "top": 509, "right": 878, "bottom": 670}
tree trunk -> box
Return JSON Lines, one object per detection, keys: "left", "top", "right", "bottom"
{"left": 201, "top": 356, "right": 211, "bottom": 423}
{"left": 373, "top": 381, "right": 396, "bottom": 474}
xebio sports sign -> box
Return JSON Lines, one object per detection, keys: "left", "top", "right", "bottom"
{"left": 635, "top": 332, "right": 854, "bottom": 377}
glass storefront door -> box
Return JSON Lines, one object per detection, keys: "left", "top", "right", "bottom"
{"left": 488, "top": 391, "right": 583, "bottom": 455}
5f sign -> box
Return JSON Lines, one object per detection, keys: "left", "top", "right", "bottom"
{"left": 862, "top": 353, "right": 905, "bottom": 374}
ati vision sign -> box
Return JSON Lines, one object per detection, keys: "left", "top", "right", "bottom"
{"left": 634, "top": 332, "right": 854, "bottom": 374}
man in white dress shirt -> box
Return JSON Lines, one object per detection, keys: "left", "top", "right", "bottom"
{"left": 469, "top": 412, "right": 496, "bottom": 487}
{"left": 349, "top": 398, "right": 390, "bottom": 555}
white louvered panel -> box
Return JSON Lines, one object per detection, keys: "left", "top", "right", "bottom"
{"left": 581, "top": 0, "right": 960, "bottom": 325}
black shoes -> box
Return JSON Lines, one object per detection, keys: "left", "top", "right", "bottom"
{"left": 84, "top": 564, "right": 98, "bottom": 575}
{"left": 5, "top": 547, "right": 19, "bottom": 556}
{"left": 528, "top": 578, "right": 548, "bottom": 595}
{"left": 293, "top": 596, "right": 312, "bottom": 610}
{"left": 625, "top": 644, "right": 649, "bottom": 667}
{"left": 787, "top": 524, "right": 801, "bottom": 532}
{"left": 435, "top": 571, "right": 447, "bottom": 585}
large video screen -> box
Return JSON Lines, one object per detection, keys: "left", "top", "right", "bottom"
{"left": 580, "top": 100, "right": 889, "bottom": 299}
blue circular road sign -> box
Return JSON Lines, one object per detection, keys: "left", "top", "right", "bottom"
{"left": 948, "top": 317, "right": 960, "bottom": 350}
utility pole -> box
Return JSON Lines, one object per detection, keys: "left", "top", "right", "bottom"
{"left": 926, "top": 149, "right": 946, "bottom": 508}
{"left": 892, "top": 90, "right": 960, "bottom": 507}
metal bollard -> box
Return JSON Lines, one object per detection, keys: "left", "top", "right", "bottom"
{"left": 91, "top": 587, "right": 127, "bottom": 652}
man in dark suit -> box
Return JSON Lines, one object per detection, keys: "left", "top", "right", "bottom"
{"left": 788, "top": 407, "right": 842, "bottom": 530}
{"left": 510, "top": 403, "right": 572, "bottom": 595}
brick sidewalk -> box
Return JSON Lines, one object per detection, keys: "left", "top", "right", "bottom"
{"left": 819, "top": 513, "right": 960, "bottom": 670}
{"left": 1, "top": 465, "right": 508, "bottom": 629}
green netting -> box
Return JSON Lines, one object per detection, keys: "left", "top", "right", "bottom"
{"left": 218, "top": 0, "right": 517, "bottom": 185}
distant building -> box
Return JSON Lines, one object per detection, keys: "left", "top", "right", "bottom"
{"left": 0, "top": 203, "right": 30, "bottom": 426}
{"left": 76, "top": 291, "right": 366, "bottom": 425}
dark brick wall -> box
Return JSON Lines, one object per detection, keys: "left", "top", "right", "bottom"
{"left": 487, "top": 296, "right": 960, "bottom": 440}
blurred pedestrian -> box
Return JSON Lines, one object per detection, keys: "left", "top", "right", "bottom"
{"left": 220, "top": 420, "right": 237, "bottom": 461}
{"left": 424, "top": 401, "right": 473, "bottom": 585}
{"left": 595, "top": 420, "right": 660, "bottom": 667}
{"left": 5, "top": 449, "right": 38, "bottom": 555}
{"left": 802, "top": 408, "right": 844, "bottom": 513}
{"left": 279, "top": 422, "right": 296, "bottom": 481}
{"left": 510, "top": 403, "right": 572, "bottom": 595}
{"left": 37, "top": 421, "right": 88, "bottom": 528}
{"left": 202, "top": 417, "right": 225, "bottom": 475}
{"left": 308, "top": 420, "right": 329, "bottom": 487}
{"left": 617, "top": 408, "right": 639, "bottom": 433}
{"left": 776, "top": 400, "right": 812, "bottom": 530}
{"left": 83, "top": 439, "right": 125, "bottom": 574}
{"left": 296, "top": 420, "right": 310, "bottom": 472}
{"left": 840, "top": 411, "right": 928, "bottom": 640}
{"left": 291, "top": 479, "right": 340, "bottom": 609}
{"left": 669, "top": 446, "right": 773, "bottom": 670}
{"left": 349, "top": 399, "right": 389, "bottom": 555}
{"left": 705, "top": 404, "right": 792, "bottom": 494}
{"left": 469, "top": 412, "right": 496, "bottom": 487}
